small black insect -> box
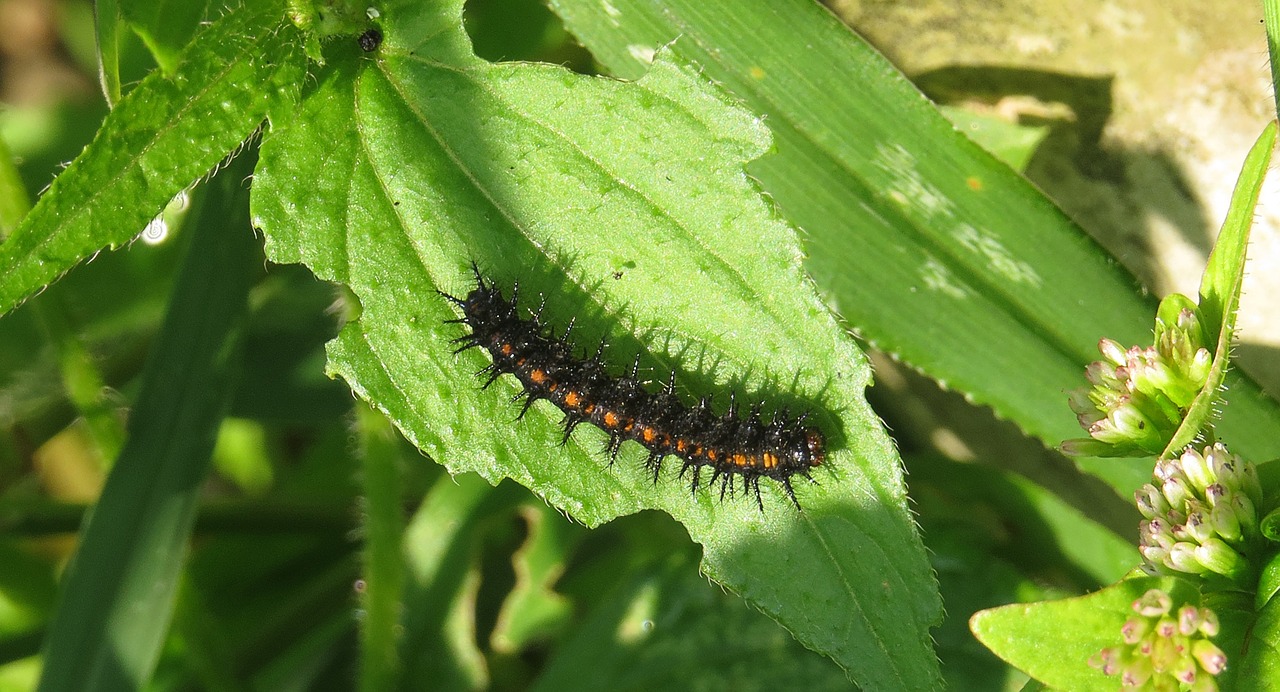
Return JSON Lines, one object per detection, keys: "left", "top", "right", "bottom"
{"left": 358, "top": 28, "right": 383, "bottom": 52}
{"left": 439, "top": 264, "right": 826, "bottom": 510}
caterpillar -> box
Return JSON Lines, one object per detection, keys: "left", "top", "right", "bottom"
{"left": 439, "top": 264, "right": 825, "bottom": 510}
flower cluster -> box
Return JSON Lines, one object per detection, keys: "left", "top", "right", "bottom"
{"left": 1090, "top": 589, "right": 1226, "bottom": 690}
{"left": 1063, "top": 294, "right": 1212, "bottom": 457}
{"left": 1136, "top": 444, "right": 1262, "bottom": 585}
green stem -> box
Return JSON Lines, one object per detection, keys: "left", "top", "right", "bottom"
{"left": 357, "top": 404, "right": 407, "bottom": 691}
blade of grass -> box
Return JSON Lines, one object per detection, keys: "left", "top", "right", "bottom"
{"left": 36, "top": 150, "right": 258, "bottom": 692}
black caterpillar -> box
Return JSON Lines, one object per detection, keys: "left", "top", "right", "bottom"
{"left": 439, "top": 265, "right": 826, "bottom": 511}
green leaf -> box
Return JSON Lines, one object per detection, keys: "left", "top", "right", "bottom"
{"left": 490, "top": 502, "right": 582, "bottom": 653}
{"left": 36, "top": 151, "right": 258, "bottom": 692}
{"left": 938, "top": 106, "right": 1050, "bottom": 172}
{"left": 400, "top": 474, "right": 513, "bottom": 689}
{"left": 970, "top": 576, "right": 1196, "bottom": 689}
{"left": 911, "top": 455, "right": 1138, "bottom": 588}
{"left": 546, "top": 0, "right": 1280, "bottom": 502}
{"left": 533, "top": 554, "right": 850, "bottom": 691}
{"left": 120, "top": 0, "right": 216, "bottom": 72}
{"left": 93, "top": 0, "right": 123, "bottom": 105}
{"left": 1240, "top": 549, "right": 1280, "bottom": 686}
{"left": 0, "top": 134, "right": 31, "bottom": 234}
{"left": 0, "top": 540, "right": 57, "bottom": 639}
{"left": 0, "top": 2, "right": 307, "bottom": 316}
{"left": 251, "top": 2, "right": 941, "bottom": 688}
{"left": 1237, "top": 590, "right": 1280, "bottom": 689}
{"left": 1161, "top": 122, "right": 1278, "bottom": 458}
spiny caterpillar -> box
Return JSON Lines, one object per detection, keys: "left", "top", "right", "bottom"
{"left": 439, "top": 265, "right": 825, "bottom": 510}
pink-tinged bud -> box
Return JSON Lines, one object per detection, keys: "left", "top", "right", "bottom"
{"left": 1193, "top": 538, "right": 1249, "bottom": 581}
{"left": 1099, "top": 338, "right": 1128, "bottom": 366}
{"left": 1059, "top": 437, "right": 1127, "bottom": 457}
{"left": 1175, "top": 307, "right": 1202, "bottom": 341}
{"left": 1191, "top": 640, "right": 1227, "bottom": 674}
{"left": 1179, "top": 447, "right": 1216, "bottom": 492}
{"left": 1183, "top": 507, "right": 1214, "bottom": 543}
{"left": 1136, "top": 485, "right": 1170, "bottom": 519}
{"left": 1120, "top": 658, "right": 1154, "bottom": 687}
{"left": 1204, "top": 483, "right": 1226, "bottom": 507}
{"left": 1174, "top": 655, "right": 1199, "bottom": 684}
{"left": 1198, "top": 609, "right": 1220, "bottom": 638}
{"left": 1091, "top": 645, "right": 1127, "bottom": 675}
{"left": 1229, "top": 494, "right": 1260, "bottom": 539}
{"left": 1188, "top": 348, "right": 1212, "bottom": 383}
{"left": 1207, "top": 502, "right": 1242, "bottom": 544}
{"left": 1205, "top": 444, "right": 1239, "bottom": 487}
{"left": 1122, "top": 617, "right": 1150, "bottom": 644}
{"left": 1134, "top": 589, "right": 1173, "bottom": 617}
{"left": 1169, "top": 543, "right": 1208, "bottom": 574}
{"left": 1162, "top": 476, "right": 1192, "bottom": 509}
{"left": 1154, "top": 458, "right": 1181, "bottom": 482}
{"left": 1178, "top": 606, "right": 1201, "bottom": 636}
{"left": 1140, "top": 517, "right": 1176, "bottom": 550}
{"left": 1085, "top": 359, "right": 1116, "bottom": 386}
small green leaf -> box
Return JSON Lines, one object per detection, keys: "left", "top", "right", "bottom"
{"left": 0, "top": 2, "right": 307, "bottom": 316}
{"left": 1240, "top": 555, "right": 1280, "bottom": 689}
{"left": 1257, "top": 550, "right": 1280, "bottom": 612}
{"left": 93, "top": 0, "right": 123, "bottom": 105}
{"left": 491, "top": 503, "right": 582, "bottom": 653}
{"left": 938, "top": 106, "right": 1050, "bottom": 172}
{"left": 533, "top": 555, "right": 850, "bottom": 691}
{"left": 1161, "top": 122, "right": 1277, "bottom": 459}
{"left": 400, "top": 474, "right": 516, "bottom": 688}
{"left": 1233, "top": 570, "right": 1280, "bottom": 687}
{"left": 120, "top": 0, "right": 216, "bottom": 73}
{"left": 910, "top": 455, "right": 1139, "bottom": 587}
{"left": 971, "top": 576, "right": 1197, "bottom": 689}
{"left": 0, "top": 136, "right": 30, "bottom": 239}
